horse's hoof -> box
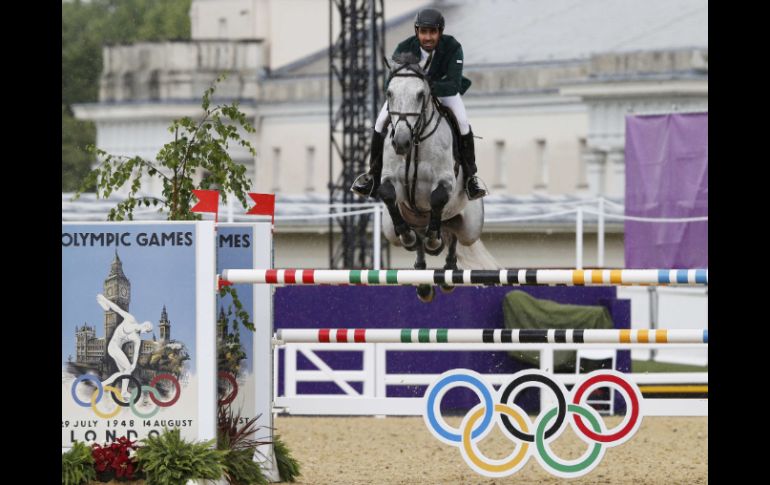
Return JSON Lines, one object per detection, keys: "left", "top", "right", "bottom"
{"left": 424, "top": 237, "right": 444, "bottom": 256}
{"left": 400, "top": 230, "right": 418, "bottom": 250}
{"left": 417, "top": 284, "right": 435, "bottom": 303}
{"left": 440, "top": 284, "right": 455, "bottom": 294}
{"left": 424, "top": 235, "right": 442, "bottom": 252}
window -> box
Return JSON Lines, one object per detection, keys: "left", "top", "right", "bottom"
{"left": 493, "top": 140, "right": 506, "bottom": 189}
{"left": 272, "top": 147, "right": 281, "bottom": 192}
{"left": 534, "top": 138, "right": 547, "bottom": 190}
{"left": 577, "top": 137, "right": 589, "bottom": 190}
{"left": 305, "top": 146, "right": 315, "bottom": 192}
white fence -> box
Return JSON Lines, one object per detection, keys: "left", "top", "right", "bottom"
{"left": 274, "top": 342, "right": 708, "bottom": 417}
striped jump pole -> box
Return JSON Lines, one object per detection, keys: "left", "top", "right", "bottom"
{"left": 220, "top": 268, "right": 708, "bottom": 286}
{"left": 276, "top": 328, "right": 708, "bottom": 344}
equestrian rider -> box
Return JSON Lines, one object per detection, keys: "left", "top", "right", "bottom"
{"left": 351, "top": 8, "right": 488, "bottom": 201}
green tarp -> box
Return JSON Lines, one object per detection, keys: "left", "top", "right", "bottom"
{"left": 502, "top": 291, "right": 613, "bottom": 371}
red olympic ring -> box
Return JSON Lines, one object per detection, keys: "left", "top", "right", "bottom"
{"left": 148, "top": 373, "right": 181, "bottom": 407}
{"left": 218, "top": 371, "right": 239, "bottom": 405}
{"left": 571, "top": 373, "right": 639, "bottom": 443}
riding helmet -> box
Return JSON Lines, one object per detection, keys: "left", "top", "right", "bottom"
{"left": 414, "top": 8, "right": 444, "bottom": 31}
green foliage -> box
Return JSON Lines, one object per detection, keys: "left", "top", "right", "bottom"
{"left": 217, "top": 404, "right": 270, "bottom": 485}
{"left": 135, "top": 428, "right": 226, "bottom": 485}
{"left": 61, "top": 441, "right": 96, "bottom": 485}
{"left": 74, "top": 75, "right": 256, "bottom": 221}
{"left": 219, "top": 286, "right": 256, "bottom": 333}
{"left": 274, "top": 435, "right": 301, "bottom": 482}
{"left": 62, "top": 0, "right": 192, "bottom": 192}
{"left": 62, "top": 105, "right": 97, "bottom": 191}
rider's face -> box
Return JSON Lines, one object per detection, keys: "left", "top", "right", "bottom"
{"left": 417, "top": 27, "right": 440, "bottom": 52}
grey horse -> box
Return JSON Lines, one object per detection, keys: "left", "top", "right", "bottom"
{"left": 377, "top": 59, "right": 499, "bottom": 302}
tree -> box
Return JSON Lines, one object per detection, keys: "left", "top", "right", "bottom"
{"left": 75, "top": 75, "right": 254, "bottom": 221}
{"left": 74, "top": 75, "right": 257, "bottom": 330}
{"left": 62, "top": 0, "right": 192, "bottom": 191}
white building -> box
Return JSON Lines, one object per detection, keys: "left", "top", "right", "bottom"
{"left": 71, "top": 0, "right": 708, "bottom": 270}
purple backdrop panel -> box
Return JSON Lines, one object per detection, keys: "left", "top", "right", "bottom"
{"left": 275, "top": 286, "right": 630, "bottom": 413}
{"left": 624, "top": 112, "right": 708, "bottom": 268}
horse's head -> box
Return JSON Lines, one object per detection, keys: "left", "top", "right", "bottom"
{"left": 386, "top": 53, "right": 432, "bottom": 155}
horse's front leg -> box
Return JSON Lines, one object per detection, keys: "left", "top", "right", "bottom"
{"left": 424, "top": 182, "right": 450, "bottom": 255}
{"left": 414, "top": 244, "right": 435, "bottom": 303}
{"left": 378, "top": 180, "right": 418, "bottom": 250}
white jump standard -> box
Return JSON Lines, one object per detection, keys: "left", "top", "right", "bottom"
{"left": 220, "top": 268, "right": 709, "bottom": 286}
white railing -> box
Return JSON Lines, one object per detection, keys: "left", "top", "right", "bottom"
{"left": 274, "top": 342, "right": 708, "bottom": 417}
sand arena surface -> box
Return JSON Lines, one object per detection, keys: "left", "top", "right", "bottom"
{"left": 273, "top": 415, "right": 707, "bottom": 484}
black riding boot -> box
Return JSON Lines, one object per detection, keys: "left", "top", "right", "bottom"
{"left": 460, "top": 130, "right": 488, "bottom": 200}
{"left": 351, "top": 130, "right": 385, "bottom": 197}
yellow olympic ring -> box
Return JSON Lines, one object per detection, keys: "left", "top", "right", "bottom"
{"left": 90, "top": 385, "right": 123, "bottom": 419}
{"left": 462, "top": 403, "right": 530, "bottom": 474}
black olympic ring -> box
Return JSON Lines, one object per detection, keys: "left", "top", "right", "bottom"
{"left": 108, "top": 375, "right": 142, "bottom": 407}
{"left": 499, "top": 373, "right": 567, "bottom": 442}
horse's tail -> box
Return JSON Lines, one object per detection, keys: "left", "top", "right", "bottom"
{"left": 456, "top": 240, "right": 501, "bottom": 270}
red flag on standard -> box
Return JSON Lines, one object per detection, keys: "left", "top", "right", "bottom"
{"left": 191, "top": 189, "right": 220, "bottom": 214}
{"left": 247, "top": 193, "right": 276, "bottom": 223}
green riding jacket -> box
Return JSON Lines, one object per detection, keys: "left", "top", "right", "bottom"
{"left": 392, "top": 34, "right": 472, "bottom": 97}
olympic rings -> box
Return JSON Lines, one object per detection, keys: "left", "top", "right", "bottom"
{"left": 91, "top": 386, "right": 123, "bottom": 419}
{"left": 70, "top": 372, "right": 182, "bottom": 418}
{"left": 129, "top": 386, "right": 162, "bottom": 419}
{"left": 148, "top": 373, "right": 182, "bottom": 407}
{"left": 109, "top": 375, "right": 142, "bottom": 407}
{"left": 218, "top": 372, "right": 239, "bottom": 405}
{"left": 534, "top": 404, "right": 604, "bottom": 477}
{"left": 71, "top": 374, "right": 102, "bottom": 407}
{"left": 424, "top": 369, "right": 645, "bottom": 479}
{"left": 424, "top": 370, "right": 495, "bottom": 444}
{"left": 571, "top": 372, "right": 643, "bottom": 444}
{"left": 461, "top": 403, "right": 530, "bottom": 477}
{"left": 498, "top": 371, "right": 567, "bottom": 442}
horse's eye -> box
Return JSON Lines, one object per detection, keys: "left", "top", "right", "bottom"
{"left": 417, "top": 91, "right": 424, "bottom": 98}
{"left": 387, "top": 91, "right": 392, "bottom": 98}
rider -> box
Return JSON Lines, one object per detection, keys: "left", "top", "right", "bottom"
{"left": 351, "top": 7, "right": 488, "bottom": 201}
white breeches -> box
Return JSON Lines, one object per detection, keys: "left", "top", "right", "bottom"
{"left": 374, "top": 94, "right": 470, "bottom": 135}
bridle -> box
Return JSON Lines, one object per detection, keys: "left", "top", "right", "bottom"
{"left": 387, "top": 63, "right": 444, "bottom": 209}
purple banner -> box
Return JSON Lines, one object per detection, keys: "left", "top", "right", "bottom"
{"left": 624, "top": 112, "right": 708, "bottom": 268}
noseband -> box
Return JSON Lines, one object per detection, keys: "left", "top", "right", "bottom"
{"left": 387, "top": 63, "right": 441, "bottom": 145}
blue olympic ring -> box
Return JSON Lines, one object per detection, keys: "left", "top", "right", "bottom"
{"left": 426, "top": 373, "right": 494, "bottom": 443}
{"left": 71, "top": 374, "right": 103, "bottom": 407}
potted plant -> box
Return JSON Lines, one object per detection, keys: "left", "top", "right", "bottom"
{"left": 91, "top": 437, "right": 144, "bottom": 482}
{"left": 135, "top": 428, "right": 226, "bottom": 485}
{"left": 62, "top": 441, "right": 97, "bottom": 485}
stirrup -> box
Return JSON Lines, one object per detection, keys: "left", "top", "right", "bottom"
{"left": 350, "top": 173, "right": 375, "bottom": 198}
{"left": 465, "top": 176, "right": 488, "bottom": 200}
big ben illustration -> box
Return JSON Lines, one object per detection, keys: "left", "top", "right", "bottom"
{"left": 103, "top": 251, "right": 131, "bottom": 343}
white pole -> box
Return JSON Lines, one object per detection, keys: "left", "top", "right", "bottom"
{"left": 373, "top": 205, "right": 381, "bottom": 270}
{"left": 576, "top": 207, "right": 584, "bottom": 269}
{"left": 227, "top": 192, "right": 234, "bottom": 223}
{"left": 598, "top": 198, "right": 605, "bottom": 268}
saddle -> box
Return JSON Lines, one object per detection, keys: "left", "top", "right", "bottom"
{"left": 434, "top": 100, "right": 463, "bottom": 177}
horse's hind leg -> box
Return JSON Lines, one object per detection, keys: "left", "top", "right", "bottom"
{"left": 424, "top": 183, "right": 450, "bottom": 255}
{"left": 439, "top": 234, "right": 458, "bottom": 294}
{"left": 414, "top": 245, "right": 435, "bottom": 303}
{"left": 378, "top": 180, "right": 418, "bottom": 250}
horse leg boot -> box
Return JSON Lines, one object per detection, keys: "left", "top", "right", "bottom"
{"left": 424, "top": 183, "right": 449, "bottom": 255}
{"left": 440, "top": 235, "right": 458, "bottom": 294}
{"left": 378, "top": 180, "right": 418, "bottom": 250}
{"left": 351, "top": 129, "right": 385, "bottom": 197}
{"left": 460, "top": 128, "right": 488, "bottom": 200}
{"left": 414, "top": 246, "right": 435, "bottom": 303}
